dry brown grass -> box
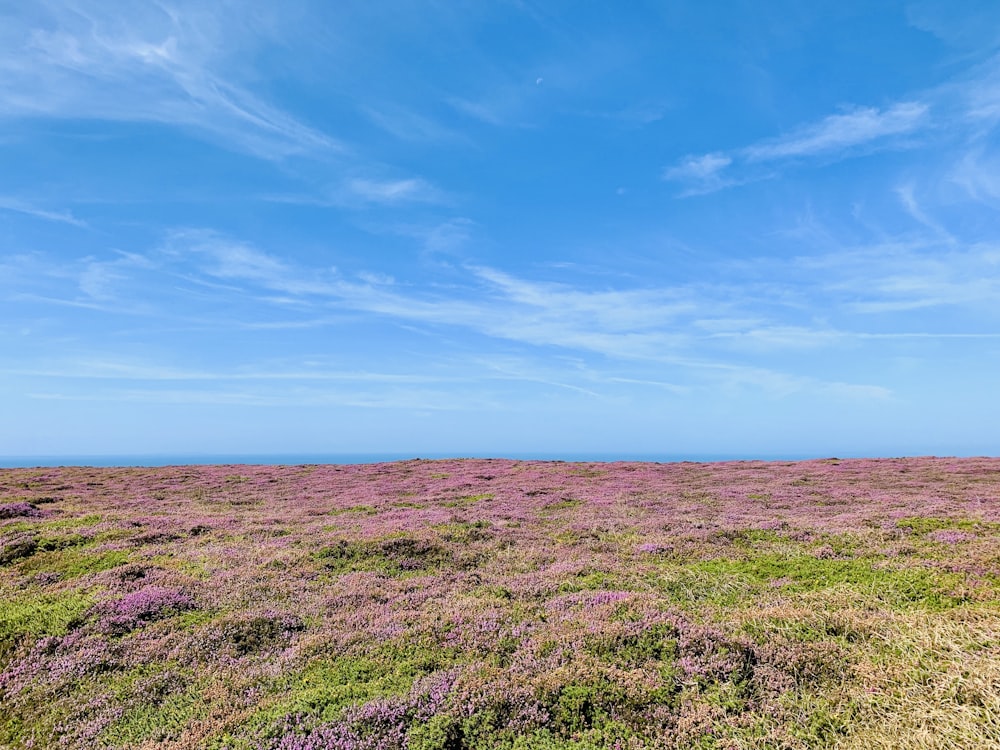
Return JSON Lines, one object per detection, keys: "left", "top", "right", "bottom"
{"left": 841, "top": 608, "right": 999, "bottom": 749}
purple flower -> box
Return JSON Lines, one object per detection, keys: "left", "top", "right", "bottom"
{"left": 0, "top": 502, "right": 43, "bottom": 519}
{"left": 588, "top": 591, "right": 631, "bottom": 606}
{"left": 97, "top": 586, "right": 194, "bottom": 634}
{"left": 928, "top": 529, "right": 975, "bottom": 544}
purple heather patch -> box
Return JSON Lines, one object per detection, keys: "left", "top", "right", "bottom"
{"left": 0, "top": 502, "right": 43, "bottom": 519}
{"left": 96, "top": 585, "right": 195, "bottom": 634}
{"left": 927, "top": 529, "right": 976, "bottom": 544}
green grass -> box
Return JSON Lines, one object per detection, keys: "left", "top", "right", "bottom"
{"left": 895, "top": 515, "right": 996, "bottom": 534}
{"left": 0, "top": 589, "right": 93, "bottom": 644}
{"left": 442, "top": 493, "right": 494, "bottom": 508}
{"left": 556, "top": 570, "right": 623, "bottom": 593}
{"left": 584, "top": 621, "right": 680, "bottom": 669}
{"left": 652, "top": 553, "right": 966, "bottom": 610}
{"left": 433, "top": 519, "right": 492, "bottom": 544}
{"left": 315, "top": 535, "right": 452, "bottom": 577}
{"left": 1, "top": 514, "right": 103, "bottom": 534}
{"left": 98, "top": 666, "right": 209, "bottom": 747}
{"left": 540, "top": 498, "right": 584, "bottom": 512}
{"left": 328, "top": 504, "right": 378, "bottom": 516}
{"left": 18, "top": 548, "right": 129, "bottom": 579}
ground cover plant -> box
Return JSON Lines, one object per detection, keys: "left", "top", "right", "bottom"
{"left": 1, "top": 457, "right": 999, "bottom": 749}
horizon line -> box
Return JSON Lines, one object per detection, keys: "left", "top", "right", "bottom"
{"left": 2, "top": 451, "right": 993, "bottom": 469}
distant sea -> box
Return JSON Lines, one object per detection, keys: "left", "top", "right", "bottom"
{"left": 1, "top": 452, "right": 851, "bottom": 468}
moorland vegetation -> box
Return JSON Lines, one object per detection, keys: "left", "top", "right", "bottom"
{"left": 1, "top": 457, "right": 998, "bottom": 748}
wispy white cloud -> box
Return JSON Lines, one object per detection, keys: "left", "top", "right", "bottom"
{"left": 16, "top": 213, "right": 999, "bottom": 408}
{"left": 5, "top": 360, "right": 459, "bottom": 384}
{"left": 162, "top": 235, "right": 964, "bottom": 403}
{"left": 820, "top": 382, "right": 893, "bottom": 400}
{"left": 0, "top": 1, "right": 339, "bottom": 160}
{"left": 15, "top": 353, "right": 631, "bottom": 410}
{"left": 661, "top": 153, "right": 733, "bottom": 193}
{"left": 27, "top": 386, "right": 477, "bottom": 410}
{"left": 32, "top": 230, "right": 701, "bottom": 362}
{"left": 361, "top": 104, "right": 470, "bottom": 144}
{"left": 905, "top": 2, "right": 1000, "bottom": 55}
{"left": 744, "top": 103, "right": 928, "bottom": 161}
{"left": 474, "top": 357, "right": 604, "bottom": 398}
{"left": 0, "top": 249, "right": 159, "bottom": 314}
{"left": 0, "top": 196, "right": 87, "bottom": 227}
{"left": 663, "top": 52, "right": 1000, "bottom": 197}
{"left": 174, "top": 232, "right": 291, "bottom": 282}
{"left": 264, "top": 175, "right": 449, "bottom": 210}
{"left": 706, "top": 325, "right": 844, "bottom": 350}
{"left": 445, "top": 70, "right": 553, "bottom": 129}
{"left": 345, "top": 177, "right": 446, "bottom": 205}
{"left": 895, "top": 182, "right": 955, "bottom": 242}
{"left": 794, "top": 242, "right": 1000, "bottom": 313}
{"left": 468, "top": 266, "right": 697, "bottom": 334}
{"left": 447, "top": 96, "right": 511, "bottom": 127}
{"left": 12, "top": 220, "right": 1000, "bottom": 364}
{"left": 369, "top": 218, "right": 475, "bottom": 258}
{"left": 603, "top": 376, "right": 690, "bottom": 395}
{"left": 958, "top": 56, "right": 1000, "bottom": 124}
{"left": 664, "top": 102, "right": 929, "bottom": 193}
{"left": 950, "top": 147, "right": 1000, "bottom": 203}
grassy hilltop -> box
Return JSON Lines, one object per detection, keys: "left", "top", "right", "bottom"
{"left": 1, "top": 458, "right": 999, "bottom": 749}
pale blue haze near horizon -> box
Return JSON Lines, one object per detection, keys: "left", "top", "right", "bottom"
{"left": 2, "top": 1, "right": 1000, "bottom": 460}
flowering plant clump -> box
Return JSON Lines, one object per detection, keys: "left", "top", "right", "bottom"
{"left": 927, "top": 529, "right": 976, "bottom": 544}
{"left": 0, "top": 502, "right": 43, "bottom": 519}
{"left": 96, "top": 585, "right": 195, "bottom": 635}
{"left": 270, "top": 670, "right": 459, "bottom": 750}
{"left": 1, "top": 457, "right": 999, "bottom": 748}
{"left": 0, "top": 532, "right": 39, "bottom": 566}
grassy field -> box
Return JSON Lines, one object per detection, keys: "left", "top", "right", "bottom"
{"left": 1, "top": 457, "right": 998, "bottom": 749}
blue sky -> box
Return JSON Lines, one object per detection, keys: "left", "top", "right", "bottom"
{"left": 3, "top": 1, "right": 1000, "bottom": 459}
